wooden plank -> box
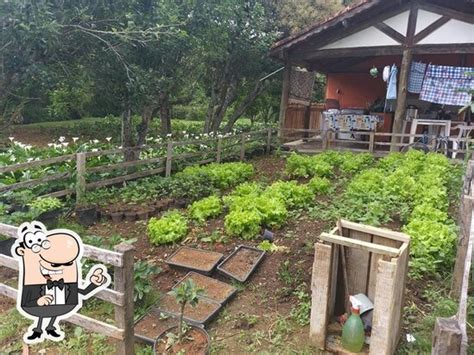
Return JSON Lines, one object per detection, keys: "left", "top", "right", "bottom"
{"left": 413, "top": 16, "right": 450, "bottom": 44}
{"left": 374, "top": 22, "right": 405, "bottom": 44}
{"left": 406, "top": 4, "right": 418, "bottom": 46}
{"left": 114, "top": 243, "right": 135, "bottom": 355}
{"left": 278, "top": 64, "right": 291, "bottom": 137}
{"left": 0, "top": 154, "right": 76, "bottom": 174}
{"left": 85, "top": 167, "right": 165, "bottom": 190}
{"left": 309, "top": 242, "right": 332, "bottom": 347}
{"left": 66, "top": 313, "right": 124, "bottom": 340}
{"left": 87, "top": 157, "right": 164, "bottom": 174}
{"left": 0, "top": 254, "right": 18, "bottom": 270}
{"left": 340, "top": 219, "right": 410, "bottom": 243}
{"left": 320, "top": 232, "right": 400, "bottom": 257}
{"left": 40, "top": 188, "right": 75, "bottom": 199}
{"left": 432, "top": 317, "right": 462, "bottom": 355}
{"left": 165, "top": 142, "right": 173, "bottom": 177}
{"left": 328, "top": 244, "right": 339, "bottom": 318}
{"left": 391, "top": 243, "right": 409, "bottom": 352}
{"left": 0, "top": 283, "right": 18, "bottom": 299}
{"left": 344, "top": 230, "right": 371, "bottom": 296}
{"left": 76, "top": 152, "right": 86, "bottom": 203}
{"left": 369, "top": 131, "right": 375, "bottom": 153}
{"left": 367, "top": 236, "right": 401, "bottom": 300}
{"left": 0, "top": 172, "right": 72, "bottom": 193}
{"left": 370, "top": 259, "right": 397, "bottom": 355}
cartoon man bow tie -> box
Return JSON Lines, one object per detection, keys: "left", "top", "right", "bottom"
{"left": 12, "top": 221, "right": 110, "bottom": 343}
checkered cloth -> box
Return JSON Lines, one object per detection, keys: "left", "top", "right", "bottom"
{"left": 420, "top": 64, "right": 474, "bottom": 106}
{"left": 408, "top": 61, "right": 427, "bottom": 94}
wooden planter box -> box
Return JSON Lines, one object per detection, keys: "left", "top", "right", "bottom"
{"left": 310, "top": 219, "right": 410, "bottom": 355}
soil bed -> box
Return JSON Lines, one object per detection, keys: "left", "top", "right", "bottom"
{"left": 154, "top": 326, "right": 209, "bottom": 355}
{"left": 217, "top": 246, "right": 265, "bottom": 282}
{"left": 167, "top": 246, "right": 223, "bottom": 274}
{"left": 157, "top": 292, "right": 221, "bottom": 325}
{"left": 173, "top": 272, "right": 237, "bottom": 304}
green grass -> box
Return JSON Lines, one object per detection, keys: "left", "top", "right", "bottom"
{"left": 16, "top": 116, "right": 105, "bottom": 129}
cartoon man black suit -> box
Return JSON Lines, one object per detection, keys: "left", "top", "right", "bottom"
{"left": 12, "top": 221, "right": 110, "bottom": 343}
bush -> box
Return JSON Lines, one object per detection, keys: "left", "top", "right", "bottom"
{"left": 308, "top": 177, "right": 332, "bottom": 195}
{"left": 188, "top": 195, "right": 222, "bottom": 223}
{"left": 28, "top": 197, "right": 63, "bottom": 214}
{"left": 224, "top": 210, "right": 262, "bottom": 240}
{"left": 147, "top": 211, "right": 188, "bottom": 245}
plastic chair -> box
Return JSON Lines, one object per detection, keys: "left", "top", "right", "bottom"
{"left": 451, "top": 124, "right": 473, "bottom": 159}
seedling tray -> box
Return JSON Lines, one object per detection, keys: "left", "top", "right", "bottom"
{"left": 217, "top": 245, "right": 265, "bottom": 282}
{"left": 156, "top": 292, "right": 222, "bottom": 326}
{"left": 173, "top": 272, "right": 237, "bottom": 305}
{"left": 166, "top": 246, "right": 224, "bottom": 275}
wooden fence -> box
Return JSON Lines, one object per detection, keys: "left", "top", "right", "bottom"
{"left": 279, "top": 128, "right": 474, "bottom": 159}
{"left": 0, "top": 222, "right": 139, "bottom": 354}
{"left": 0, "top": 128, "right": 275, "bottom": 202}
{"left": 432, "top": 160, "right": 474, "bottom": 355}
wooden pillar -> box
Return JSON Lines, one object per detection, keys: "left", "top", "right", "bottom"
{"left": 391, "top": 48, "right": 412, "bottom": 151}
{"left": 266, "top": 128, "right": 272, "bottom": 154}
{"left": 114, "top": 243, "right": 135, "bottom": 355}
{"left": 240, "top": 133, "right": 246, "bottom": 161}
{"left": 278, "top": 64, "right": 291, "bottom": 138}
{"left": 432, "top": 317, "right": 462, "bottom": 355}
{"left": 165, "top": 141, "right": 173, "bottom": 177}
{"left": 216, "top": 137, "right": 223, "bottom": 163}
{"left": 309, "top": 242, "right": 332, "bottom": 347}
{"left": 75, "top": 153, "right": 86, "bottom": 203}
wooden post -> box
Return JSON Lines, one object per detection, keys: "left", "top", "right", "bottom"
{"left": 266, "top": 128, "right": 272, "bottom": 154}
{"left": 75, "top": 153, "right": 86, "bottom": 203}
{"left": 452, "top": 195, "right": 472, "bottom": 298}
{"left": 114, "top": 243, "right": 135, "bottom": 355}
{"left": 278, "top": 64, "right": 291, "bottom": 138}
{"left": 391, "top": 48, "right": 412, "bottom": 151}
{"left": 165, "top": 141, "right": 173, "bottom": 177}
{"left": 216, "top": 137, "right": 223, "bottom": 163}
{"left": 322, "top": 131, "right": 329, "bottom": 151}
{"left": 369, "top": 131, "right": 375, "bottom": 153}
{"left": 309, "top": 242, "right": 332, "bottom": 347}
{"left": 432, "top": 317, "right": 462, "bottom": 355}
{"left": 240, "top": 133, "right": 246, "bottom": 161}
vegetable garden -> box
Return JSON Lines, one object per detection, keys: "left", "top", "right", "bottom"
{"left": 0, "top": 138, "right": 472, "bottom": 354}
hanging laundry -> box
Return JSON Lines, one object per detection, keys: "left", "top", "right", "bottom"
{"left": 382, "top": 66, "right": 390, "bottom": 82}
{"left": 407, "top": 61, "right": 427, "bottom": 94}
{"left": 420, "top": 64, "right": 474, "bottom": 106}
{"left": 385, "top": 64, "right": 398, "bottom": 112}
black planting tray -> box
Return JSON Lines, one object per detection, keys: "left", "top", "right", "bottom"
{"left": 156, "top": 292, "right": 222, "bottom": 326}
{"left": 172, "top": 271, "right": 237, "bottom": 306}
{"left": 217, "top": 245, "right": 266, "bottom": 283}
{"left": 166, "top": 246, "right": 224, "bottom": 275}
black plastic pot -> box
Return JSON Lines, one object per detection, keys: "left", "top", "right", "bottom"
{"left": 76, "top": 205, "right": 98, "bottom": 226}
{"left": 9, "top": 204, "right": 29, "bottom": 213}
{"left": 0, "top": 238, "right": 15, "bottom": 257}
{"left": 153, "top": 325, "right": 210, "bottom": 355}
{"left": 37, "top": 208, "right": 63, "bottom": 228}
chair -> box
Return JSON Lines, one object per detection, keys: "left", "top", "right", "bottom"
{"left": 451, "top": 124, "right": 473, "bottom": 159}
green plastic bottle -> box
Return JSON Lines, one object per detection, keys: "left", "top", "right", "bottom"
{"left": 341, "top": 305, "right": 365, "bottom": 352}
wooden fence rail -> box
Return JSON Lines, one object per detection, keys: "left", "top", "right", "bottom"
{"left": 0, "top": 222, "right": 136, "bottom": 354}
{"left": 0, "top": 128, "right": 276, "bottom": 201}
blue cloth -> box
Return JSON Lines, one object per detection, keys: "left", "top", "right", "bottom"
{"left": 420, "top": 64, "right": 474, "bottom": 106}
{"left": 386, "top": 64, "right": 398, "bottom": 100}
{"left": 408, "top": 61, "right": 427, "bottom": 94}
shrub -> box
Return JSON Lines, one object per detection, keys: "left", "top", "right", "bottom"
{"left": 308, "top": 177, "right": 332, "bottom": 195}
{"left": 224, "top": 210, "right": 262, "bottom": 240}
{"left": 28, "top": 197, "right": 63, "bottom": 214}
{"left": 339, "top": 153, "right": 374, "bottom": 175}
{"left": 188, "top": 195, "right": 222, "bottom": 223}
{"left": 147, "top": 211, "right": 188, "bottom": 245}
{"left": 265, "top": 181, "right": 313, "bottom": 208}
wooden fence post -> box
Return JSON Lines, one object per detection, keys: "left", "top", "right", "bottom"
{"left": 216, "top": 137, "right": 223, "bottom": 163}
{"left": 322, "top": 130, "right": 329, "bottom": 151}
{"left": 266, "top": 128, "right": 272, "bottom": 154}
{"left": 240, "top": 133, "right": 246, "bottom": 161}
{"left": 114, "top": 243, "right": 135, "bottom": 355}
{"left": 369, "top": 131, "right": 375, "bottom": 153}
{"left": 76, "top": 153, "right": 86, "bottom": 203}
{"left": 432, "top": 317, "right": 462, "bottom": 355}
{"left": 165, "top": 142, "right": 173, "bottom": 177}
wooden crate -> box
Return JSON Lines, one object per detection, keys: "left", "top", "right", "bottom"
{"left": 310, "top": 219, "right": 410, "bottom": 355}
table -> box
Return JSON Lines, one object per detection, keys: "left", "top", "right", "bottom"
{"left": 408, "top": 119, "right": 451, "bottom": 144}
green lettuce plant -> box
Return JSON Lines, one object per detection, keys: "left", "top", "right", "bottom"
{"left": 188, "top": 195, "right": 222, "bottom": 223}
{"left": 147, "top": 211, "right": 188, "bottom": 245}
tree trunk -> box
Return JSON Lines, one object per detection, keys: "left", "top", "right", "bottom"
{"left": 159, "top": 91, "right": 171, "bottom": 135}
{"left": 136, "top": 105, "right": 154, "bottom": 147}
{"left": 121, "top": 106, "right": 136, "bottom": 161}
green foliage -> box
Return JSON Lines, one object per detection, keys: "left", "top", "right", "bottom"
{"left": 225, "top": 209, "right": 262, "bottom": 240}
{"left": 188, "top": 195, "right": 222, "bottom": 223}
{"left": 285, "top": 152, "right": 333, "bottom": 178}
{"left": 134, "top": 261, "right": 162, "bottom": 302}
{"left": 147, "top": 211, "right": 188, "bottom": 245}
{"left": 339, "top": 153, "right": 375, "bottom": 175}
{"left": 28, "top": 197, "right": 63, "bottom": 214}
{"left": 265, "top": 181, "right": 313, "bottom": 209}
{"left": 48, "top": 78, "right": 93, "bottom": 120}
{"left": 290, "top": 284, "right": 311, "bottom": 326}
{"left": 307, "top": 176, "right": 332, "bottom": 195}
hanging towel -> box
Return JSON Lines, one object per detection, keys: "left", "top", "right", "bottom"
{"left": 420, "top": 65, "right": 474, "bottom": 106}
{"left": 385, "top": 64, "right": 398, "bottom": 112}
{"left": 407, "top": 61, "right": 427, "bottom": 94}
{"left": 382, "top": 66, "right": 390, "bottom": 82}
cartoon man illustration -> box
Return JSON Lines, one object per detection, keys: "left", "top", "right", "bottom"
{"left": 11, "top": 221, "right": 111, "bottom": 343}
